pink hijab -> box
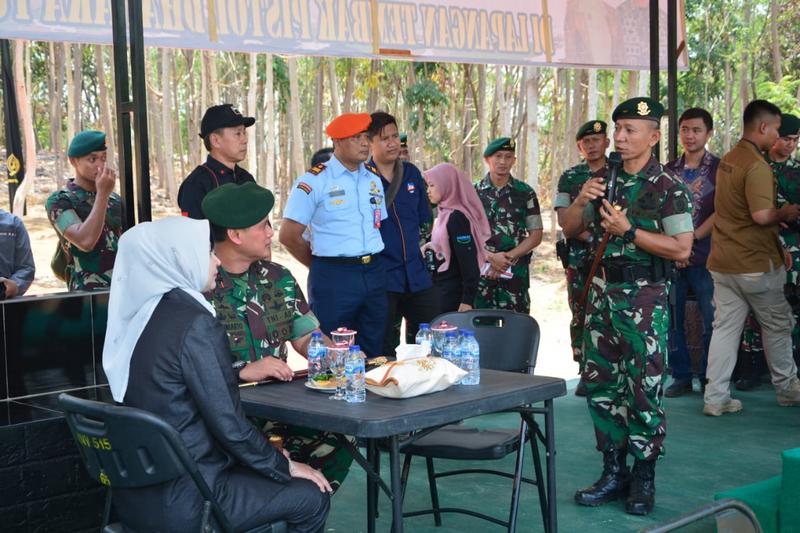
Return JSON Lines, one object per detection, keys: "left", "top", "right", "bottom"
{"left": 425, "top": 163, "right": 491, "bottom": 272}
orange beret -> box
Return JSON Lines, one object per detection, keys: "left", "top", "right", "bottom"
{"left": 325, "top": 113, "right": 372, "bottom": 139}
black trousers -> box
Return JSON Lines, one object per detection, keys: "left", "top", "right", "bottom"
{"left": 436, "top": 277, "right": 465, "bottom": 314}
{"left": 382, "top": 285, "right": 440, "bottom": 355}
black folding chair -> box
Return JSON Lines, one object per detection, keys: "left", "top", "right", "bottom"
{"left": 399, "top": 310, "right": 549, "bottom": 532}
{"left": 58, "top": 393, "right": 287, "bottom": 533}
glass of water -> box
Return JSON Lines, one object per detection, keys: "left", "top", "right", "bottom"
{"left": 327, "top": 343, "right": 348, "bottom": 400}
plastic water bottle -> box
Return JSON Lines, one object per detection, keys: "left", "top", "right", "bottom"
{"left": 307, "top": 332, "right": 326, "bottom": 383}
{"left": 415, "top": 323, "right": 433, "bottom": 354}
{"left": 345, "top": 345, "right": 366, "bottom": 403}
{"left": 442, "top": 331, "right": 459, "bottom": 367}
{"left": 461, "top": 331, "right": 481, "bottom": 385}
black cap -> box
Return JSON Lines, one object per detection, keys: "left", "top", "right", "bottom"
{"left": 199, "top": 104, "right": 255, "bottom": 138}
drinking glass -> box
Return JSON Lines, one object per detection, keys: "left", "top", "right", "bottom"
{"left": 327, "top": 343, "right": 348, "bottom": 400}
{"left": 331, "top": 327, "right": 357, "bottom": 347}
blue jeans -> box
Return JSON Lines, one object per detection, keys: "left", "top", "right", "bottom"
{"left": 669, "top": 265, "right": 715, "bottom": 381}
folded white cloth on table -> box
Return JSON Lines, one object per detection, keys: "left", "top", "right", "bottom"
{"left": 365, "top": 357, "right": 466, "bottom": 399}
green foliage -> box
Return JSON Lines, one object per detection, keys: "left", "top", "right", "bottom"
{"left": 755, "top": 74, "right": 800, "bottom": 114}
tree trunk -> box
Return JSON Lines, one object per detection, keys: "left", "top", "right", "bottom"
{"left": 724, "top": 59, "right": 733, "bottom": 152}
{"left": 494, "top": 65, "right": 508, "bottom": 135}
{"left": 204, "top": 51, "right": 220, "bottom": 105}
{"left": 247, "top": 52, "right": 258, "bottom": 178}
{"left": 366, "top": 60, "right": 378, "bottom": 112}
{"left": 173, "top": 52, "right": 186, "bottom": 179}
{"left": 183, "top": 50, "right": 200, "bottom": 165}
{"left": 525, "top": 67, "right": 540, "bottom": 191}
{"left": 550, "top": 69, "right": 566, "bottom": 240}
{"left": 343, "top": 60, "right": 354, "bottom": 113}
{"left": 161, "top": 49, "right": 177, "bottom": 201}
{"left": 477, "top": 65, "right": 487, "bottom": 156}
{"left": 65, "top": 44, "right": 75, "bottom": 142}
{"left": 94, "top": 46, "right": 115, "bottom": 164}
{"left": 587, "top": 68, "right": 598, "bottom": 120}
{"left": 739, "top": 1, "right": 752, "bottom": 111}
{"left": 626, "top": 70, "right": 639, "bottom": 99}
{"left": 610, "top": 69, "right": 622, "bottom": 142}
{"left": 287, "top": 57, "right": 305, "bottom": 187}
{"left": 264, "top": 54, "right": 276, "bottom": 190}
{"left": 461, "top": 65, "right": 474, "bottom": 174}
{"left": 638, "top": 69, "right": 648, "bottom": 97}
{"left": 314, "top": 58, "right": 324, "bottom": 151}
{"left": 769, "top": 0, "right": 782, "bottom": 82}
{"left": 12, "top": 41, "right": 36, "bottom": 216}
{"left": 48, "top": 43, "right": 65, "bottom": 186}
{"left": 328, "top": 59, "right": 341, "bottom": 117}
{"left": 71, "top": 44, "right": 83, "bottom": 134}
{"left": 147, "top": 52, "right": 164, "bottom": 190}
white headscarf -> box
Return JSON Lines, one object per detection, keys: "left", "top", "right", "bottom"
{"left": 103, "top": 216, "right": 215, "bottom": 402}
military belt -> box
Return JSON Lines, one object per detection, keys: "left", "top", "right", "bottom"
{"left": 313, "top": 254, "right": 381, "bottom": 265}
{"left": 598, "top": 262, "right": 665, "bottom": 284}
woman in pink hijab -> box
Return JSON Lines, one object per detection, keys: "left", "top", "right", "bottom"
{"left": 424, "top": 163, "right": 491, "bottom": 313}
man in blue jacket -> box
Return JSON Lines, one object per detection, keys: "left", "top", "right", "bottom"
{"left": 367, "top": 111, "right": 438, "bottom": 355}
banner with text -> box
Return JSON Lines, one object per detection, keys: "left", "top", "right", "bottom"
{"left": 0, "top": 0, "right": 687, "bottom": 69}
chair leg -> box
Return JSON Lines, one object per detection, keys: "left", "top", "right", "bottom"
{"left": 425, "top": 457, "right": 442, "bottom": 527}
{"left": 508, "top": 419, "right": 527, "bottom": 533}
{"left": 400, "top": 453, "right": 413, "bottom": 504}
{"left": 529, "top": 421, "right": 548, "bottom": 532}
{"left": 102, "top": 487, "right": 113, "bottom": 527}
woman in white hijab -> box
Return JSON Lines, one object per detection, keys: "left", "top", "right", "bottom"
{"left": 102, "top": 216, "right": 330, "bottom": 533}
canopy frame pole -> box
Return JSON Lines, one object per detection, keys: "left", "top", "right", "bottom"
{"left": 110, "top": 0, "right": 151, "bottom": 228}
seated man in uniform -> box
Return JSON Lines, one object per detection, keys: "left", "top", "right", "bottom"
{"left": 201, "top": 182, "right": 354, "bottom": 493}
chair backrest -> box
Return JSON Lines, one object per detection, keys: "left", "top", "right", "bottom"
{"left": 58, "top": 393, "right": 233, "bottom": 531}
{"left": 432, "top": 310, "right": 540, "bottom": 374}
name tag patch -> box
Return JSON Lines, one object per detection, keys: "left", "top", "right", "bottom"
{"left": 456, "top": 234, "right": 472, "bottom": 245}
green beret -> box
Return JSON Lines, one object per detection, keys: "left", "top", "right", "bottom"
{"left": 202, "top": 182, "right": 275, "bottom": 229}
{"left": 779, "top": 113, "right": 800, "bottom": 137}
{"left": 612, "top": 97, "right": 664, "bottom": 123}
{"left": 576, "top": 120, "right": 608, "bottom": 141}
{"left": 399, "top": 133, "right": 408, "bottom": 147}
{"left": 68, "top": 130, "right": 107, "bottom": 158}
{"left": 484, "top": 137, "right": 516, "bottom": 157}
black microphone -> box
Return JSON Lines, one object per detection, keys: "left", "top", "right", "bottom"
{"left": 605, "top": 151, "right": 623, "bottom": 207}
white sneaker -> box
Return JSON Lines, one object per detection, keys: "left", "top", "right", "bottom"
{"left": 777, "top": 381, "right": 800, "bottom": 406}
{"left": 703, "top": 399, "right": 743, "bottom": 416}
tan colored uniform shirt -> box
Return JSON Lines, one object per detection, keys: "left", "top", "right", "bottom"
{"left": 708, "top": 139, "right": 783, "bottom": 273}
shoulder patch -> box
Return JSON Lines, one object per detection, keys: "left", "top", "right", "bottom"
{"left": 365, "top": 163, "right": 380, "bottom": 176}
{"left": 297, "top": 182, "right": 313, "bottom": 195}
{"left": 307, "top": 163, "right": 326, "bottom": 175}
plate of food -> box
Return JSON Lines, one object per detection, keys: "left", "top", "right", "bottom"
{"left": 305, "top": 374, "right": 337, "bottom": 393}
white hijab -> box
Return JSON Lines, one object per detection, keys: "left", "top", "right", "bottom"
{"left": 103, "top": 216, "right": 215, "bottom": 402}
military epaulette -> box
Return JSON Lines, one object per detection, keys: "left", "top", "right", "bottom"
{"left": 307, "top": 163, "right": 326, "bottom": 175}
{"left": 365, "top": 163, "right": 380, "bottom": 176}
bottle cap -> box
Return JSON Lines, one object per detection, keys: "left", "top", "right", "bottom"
{"left": 419, "top": 323, "right": 430, "bottom": 329}
{"left": 349, "top": 344, "right": 361, "bottom": 351}
{"left": 311, "top": 331, "right": 321, "bottom": 338}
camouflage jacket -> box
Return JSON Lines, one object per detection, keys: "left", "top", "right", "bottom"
{"left": 45, "top": 180, "right": 122, "bottom": 291}
{"left": 585, "top": 157, "right": 693, "bottom": 267}
{"left": 554, "top": 162, "right": 606, "bottom": 269}
{"left": 772, "top": 157, "right": 800, "bottom": 252}
{"left": 206, "top": 260, "right": 319, "bottom": 363}
{"left": 475, "top": 174, "right": 543, "bottom": 266}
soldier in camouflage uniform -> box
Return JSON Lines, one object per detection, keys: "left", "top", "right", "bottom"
{"left": 46, "top": 131, "right": 122, "bottom": 291}
{"left": 475, "top": 137, "right": 543, "bottom": 314}
{"left": 202, "top": 182, "right": 354, "bottom": 493}
{"left": 736, "top": 113, "right": 800, "bottom": 386}
{"left": 555, "top": 120, "right": 609, "bottom": 395}
{"left": 562, "top": 98, "right": 694, "bottom": 516}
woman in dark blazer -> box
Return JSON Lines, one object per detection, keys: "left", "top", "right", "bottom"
{"left": 102, "top": 217, "right": 330, "bottom": 532}
{"left": 424, "top": 163, "right": 492, "bottom": 313}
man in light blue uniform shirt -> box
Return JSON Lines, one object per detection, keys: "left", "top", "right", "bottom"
{"left": 0, "top": 208, "right": 35, "bottom": 298}
{"left": 280, "top": 113, "right": 388, "bottom": 356}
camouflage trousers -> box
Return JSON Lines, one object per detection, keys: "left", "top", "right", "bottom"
{"left": 259, "top": 420, "right": 356, "bottom": 494}
{"left": 475, "top": 263, "right": 530, "bottom": 314}
{"left": 565, "top": 265, "right": 588, "bottom": 367}
{"left": 582, "top": 278, "right": 668, "bottom": 461}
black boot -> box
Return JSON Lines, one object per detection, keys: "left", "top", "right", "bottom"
{"left": 734, "top": 349, "right": 760, "bottom": 391}
{"left": 625, "top": 459, "right": 656, "bottom": 515}
{"left": 574, "top": 449, "right": 630, "bottom": 506}
{"left": 575, "top": 378, "right": 587, "bottom": 397}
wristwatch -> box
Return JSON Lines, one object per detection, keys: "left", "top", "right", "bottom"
{"left": 232, "top": 359, "right": 248, "bottom": 379}
{"left": 622, "top": 227, "right": 637, "bottom": 244}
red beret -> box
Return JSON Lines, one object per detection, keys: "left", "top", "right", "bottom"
{"left": 326, "top": 113, "right": 372, "bottom": 139}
